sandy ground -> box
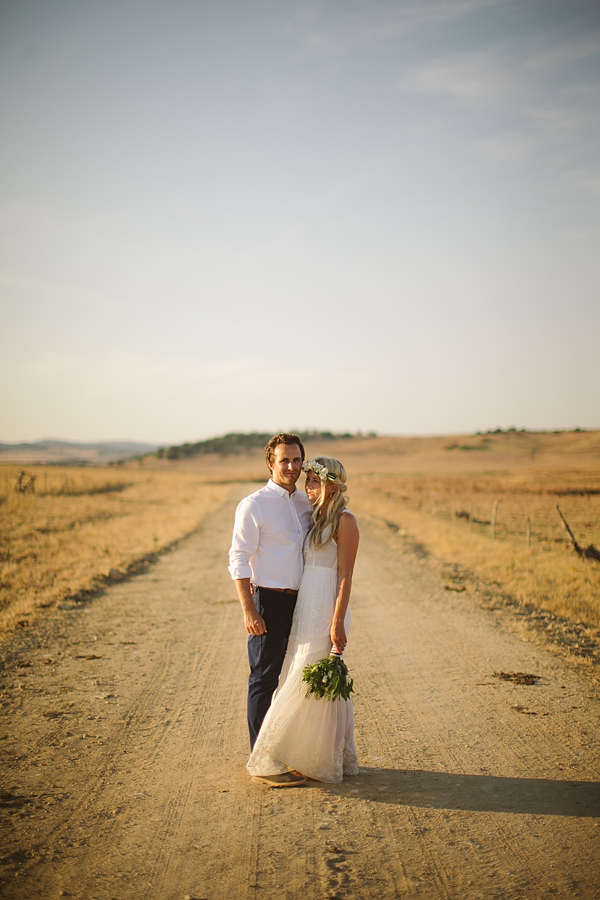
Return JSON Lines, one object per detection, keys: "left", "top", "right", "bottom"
{"left": 1, "top": 484, "right": 599, "bottom": 900}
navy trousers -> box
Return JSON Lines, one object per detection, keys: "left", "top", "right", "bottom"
{"left": 247, "top": 587, "right": 297, "bottom": 749}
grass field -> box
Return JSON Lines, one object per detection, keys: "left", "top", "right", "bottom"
{"left": 319, "top": 430, "right": 600, "bottom": 628}
{"left": 0, "top": 465, "right": 231, "bottom": 633}
{"left": 306, "top": 430, "right": 600, "bottom": 628}
{"left": 1, "top": 428, "right": 599, "bottom": 636}
{"left": 350, "top": 467, "right": 600, "bottom": 627}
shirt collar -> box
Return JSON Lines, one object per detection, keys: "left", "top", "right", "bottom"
{"left": 267, "top": 478, "right": 297, "bottom": 499}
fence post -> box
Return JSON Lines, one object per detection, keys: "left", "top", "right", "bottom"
{"left": 491, "top": 499, "right": 499, "bottom": 539}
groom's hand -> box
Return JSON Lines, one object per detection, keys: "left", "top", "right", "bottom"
{"left": 235, "top": 578, "right": 267, "bottom": 635}
{"left": 245, "top": 610, "right": 267, "bottom": 635}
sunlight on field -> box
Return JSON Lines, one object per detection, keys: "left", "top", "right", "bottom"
{"left": 0, "top": 465, "right": 231, "bottom": 633}
{"left": 154, "top": 429, "right": 600, "bottom": 628}
{"left": 350, "top": 466, "right": 600, "bottom": 627}
{"left": 2, "top": 430, "right": 599, "bottom": 636}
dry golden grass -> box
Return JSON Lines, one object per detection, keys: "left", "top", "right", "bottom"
{"left": 144, "top": 428, "right": 600, "bottom": 479}
{"left": 0, "top": 465, "right": 232, "bottom": 633}
{"left": 350, "top": 465, "right": 600, "bottom": 626}
{"left": 147, "top": 429, "right": 600, "bottom": 627}
{"left": 2, "top": 429, "right": 598, "bottom": 635}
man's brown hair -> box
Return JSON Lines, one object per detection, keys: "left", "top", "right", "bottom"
{"left": 265, "top": 433, "right": 306, "bottom": 466}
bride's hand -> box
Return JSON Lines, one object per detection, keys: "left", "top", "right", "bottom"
{"left": 330, "top": 619, "right": 347, "bottom": 654}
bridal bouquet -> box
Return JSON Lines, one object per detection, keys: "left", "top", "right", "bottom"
{"left": 302, "top": 653, "right": 354, "bottom": 701}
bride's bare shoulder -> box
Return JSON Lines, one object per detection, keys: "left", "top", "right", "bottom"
{"left": 338, "top": 509, "right": 359, "bottom": 533}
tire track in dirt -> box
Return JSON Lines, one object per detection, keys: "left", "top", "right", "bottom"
{"left": 1, "top": 509, "right": 240, "bottom": 896}
{"left": 1, "top": 640, "right": 174, "bottom": 872}
{"left": 143, "top": 636, "right": 239, "bottom": 895}
{"left": 347, "top": 515, "right": 600, "bottom": 899}
{"left": 72, "top": 516, "right": 246, "bottom": 898}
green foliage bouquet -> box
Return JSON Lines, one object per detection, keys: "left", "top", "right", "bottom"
{"left": 302, "top": 653, "right": 354, "bottom": 701}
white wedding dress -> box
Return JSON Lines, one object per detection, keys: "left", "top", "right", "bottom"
{"left": 246, "top": 515, "right": 359, "bottom": 783}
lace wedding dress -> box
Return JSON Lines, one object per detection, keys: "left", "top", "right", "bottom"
{"left": 246, "top": 515, "right": 359, "bottom": 783}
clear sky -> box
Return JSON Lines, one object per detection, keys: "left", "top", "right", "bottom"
{"left": 1, "top": 0, "right": 599, "bottom": 444}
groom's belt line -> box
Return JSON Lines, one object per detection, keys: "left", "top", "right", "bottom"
{"left": 256, "top": 586, "right": 298, "bottom": 595}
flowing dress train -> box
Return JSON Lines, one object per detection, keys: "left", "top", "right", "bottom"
{"left": 246, "top": 516, "right": 359, "bottom": 783}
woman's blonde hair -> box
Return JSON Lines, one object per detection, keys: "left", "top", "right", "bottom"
{"left": 304, "top": 455, "right": 348, "bottom": 548}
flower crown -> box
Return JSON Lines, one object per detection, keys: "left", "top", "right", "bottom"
{"left": 302, "top": 460, "right": 338, "bottom": 481}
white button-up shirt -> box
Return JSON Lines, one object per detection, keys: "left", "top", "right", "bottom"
{"left": 228, "top": 479, "right": 313, "bottom": 589}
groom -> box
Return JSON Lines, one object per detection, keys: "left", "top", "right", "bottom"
{"left": 229, "top": 433, "right": 312, "bottom": 783}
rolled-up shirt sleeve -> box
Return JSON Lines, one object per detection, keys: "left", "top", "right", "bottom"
{"left": 228, "top": 497, "right": 262, "bottom": 581}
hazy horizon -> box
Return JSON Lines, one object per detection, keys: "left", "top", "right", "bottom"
{"left": 1, "top": 424, "right": 598, "bottom": 449}
{"left": 2, "top": 0, "right": 599, "bottom": 444}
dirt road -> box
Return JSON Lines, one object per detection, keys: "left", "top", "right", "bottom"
{"left": 1, "top": 485, "right": 599, "bottom": 900}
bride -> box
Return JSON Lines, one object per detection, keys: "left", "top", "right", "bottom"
{"left": 247, "top": 455, "right": 360, "bottom": 784}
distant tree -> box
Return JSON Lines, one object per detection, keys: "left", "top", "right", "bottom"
{"left": 161, "top": 430, "right": 358, "bottom": 459}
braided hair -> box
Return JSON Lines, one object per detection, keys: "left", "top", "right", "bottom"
{"left": 303, "top": 456, "right": 349, "bottom": 549}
